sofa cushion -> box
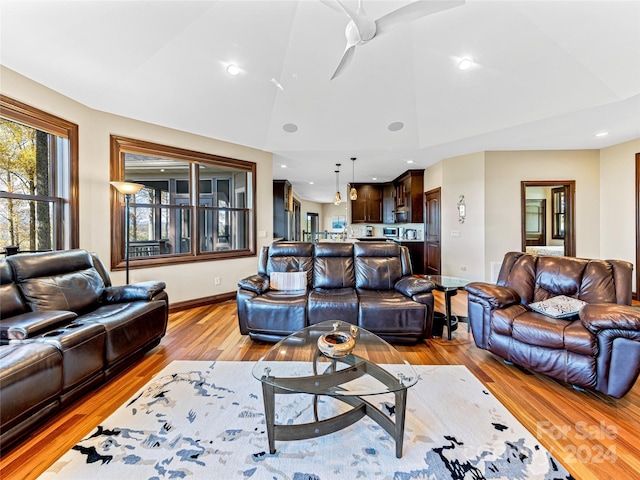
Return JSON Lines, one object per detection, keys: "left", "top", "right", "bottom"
{"left": 354, "top": 243, "right": 402, "bottom": 290}
{"left": 18, "top": 269, "right": 105, "bottom": 313}
{"left": 357, "top": 289, "right": 426, "bottom": 336}
{"left": 1, "top": 259, "right": 27, "bottom": 317}
{"left": 308, "top": 287, "right": 358, "bottom": 325}
{"left": 269, "top": 271, "right": 307, "bottom": 291}
{"left": 529, "top": 295, "right": 587, "bottom": 319}
{"left": 533, "top": 256, "right": 588, "bottom": 301}
{"left": 512, "top": 312, "right": 571, "bottom": 349}
{"left": 313, "top": 243, "right": 355, "bottom": 289}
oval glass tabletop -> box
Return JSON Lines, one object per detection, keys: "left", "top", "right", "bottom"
{"left": 252, "top": 320, "right": 418, "bottom": 396}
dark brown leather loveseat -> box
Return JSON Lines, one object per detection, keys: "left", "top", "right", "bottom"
{"left": 0, "top": 249, "right": 168, "bottom": 450}
{"left": 466, "top": 251, "right": 639, "bottom": 398}
{"left": 237, "top": 241, "right": 435, "bottom": 343}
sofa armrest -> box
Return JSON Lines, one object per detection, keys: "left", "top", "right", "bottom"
{"left": 395, "top": 276, "right": 434, "bottom": 297}
{"left": 101, "top": 281, "right": 167, "bottom": 304}
{"left": 0, "top": 310, "right": 77, "bottom": 341}
{"left": 237, "top": 274, "right": 270, "bottom": 295}
{"left": 465, "top": 282, "right": 520, "bottom": 308}
{"left": 580, "top": 304, "right": 640, "bottom": 334}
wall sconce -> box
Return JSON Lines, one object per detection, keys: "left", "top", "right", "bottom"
{"left": 457, "top": 195, "right": 466, "bottom": 224}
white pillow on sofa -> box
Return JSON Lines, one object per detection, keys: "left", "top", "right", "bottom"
{"left": 529, "top": 295, "right": 587, "bottom": 319}
{"left": 269, "top": 271, "right": 307, "bottom": 291}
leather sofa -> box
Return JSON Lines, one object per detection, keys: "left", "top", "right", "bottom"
{"left": 0, "top": 249, "right": 168, "bottom": 450}
{"left": 237, "top": 241, "right": 435, "bottom": 343}
{"left": 466, "top": 251, "right": 639, "bottom": 398}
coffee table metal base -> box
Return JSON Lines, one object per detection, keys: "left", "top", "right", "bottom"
{"left": 260, "top": 356, "right": 408, "bottom": 458}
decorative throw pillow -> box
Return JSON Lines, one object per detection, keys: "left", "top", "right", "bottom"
{"left": 529, "top": 295, "right": 587, "bottom": 319}
{"left": 269, "top": 271, "right": 307, "bottom": 291}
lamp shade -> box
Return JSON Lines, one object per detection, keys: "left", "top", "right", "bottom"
{"left": 110, "top": 181, "right": 144, "bottom": 195}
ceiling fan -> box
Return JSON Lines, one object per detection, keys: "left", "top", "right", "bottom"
{"left": 324, "top": 0, "right": 466, "bottom": 80}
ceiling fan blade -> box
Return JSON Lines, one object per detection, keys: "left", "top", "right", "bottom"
{"left": 375, "top": 0, "right": 465, "bottom": 36}
{"left": 318, "top": 0, "right": 349, "bottom": 17}
{"left": 330, "top": 44, "right": 357, "bottom": 80}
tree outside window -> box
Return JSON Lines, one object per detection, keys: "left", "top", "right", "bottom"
{"left": 0, "top": 96, "right": 78, "bottom": 252}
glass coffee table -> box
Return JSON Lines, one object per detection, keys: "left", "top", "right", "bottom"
{"left": 252, "top": 321, "right": 418, "bottom": 458}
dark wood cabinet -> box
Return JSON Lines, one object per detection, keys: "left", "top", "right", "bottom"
{"left": 397, "top": 240, "right": 425, "bottom": 274}
{"left": 394, "top": 170, "right": 424, "bottom": 223}
{"left": 382, "top": 183, "right": 395, "bottom": 224}
{"left": 350, "top": 183, "right": 383, "bottom": 223}
{"left": 273, "top": 180, "right": 294, "bottom": 240}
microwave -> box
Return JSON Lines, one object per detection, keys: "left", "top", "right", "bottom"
{"left": 383, "top": 227, "right": 399, "bottom": 238}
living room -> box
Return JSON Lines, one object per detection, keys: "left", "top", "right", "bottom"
{"left": 1, "top": 1, "right": 640, "bottom": 479}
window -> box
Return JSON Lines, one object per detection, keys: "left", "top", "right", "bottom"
{"left": 0, "top": 95, "right": 79, "bottom": 252}
{"left": 552, "top": 187, "right": 565, "bottom": 239}
{"left": 110, "top": 135, "right": 256, "bottom": 270}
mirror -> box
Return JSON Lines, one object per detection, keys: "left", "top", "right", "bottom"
{"left": 521, "top": 181, "right": 575, "bottom": 257}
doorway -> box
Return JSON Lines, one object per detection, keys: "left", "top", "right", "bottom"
{"left": 424, "top": 188, "right": 441, "bottom": 275}
{"left": 521, "top": 181, "right": 575, "bottom": 257}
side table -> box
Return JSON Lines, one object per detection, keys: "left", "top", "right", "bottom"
{"left": 425, "top": 275, "right": 469, "bottom": 341}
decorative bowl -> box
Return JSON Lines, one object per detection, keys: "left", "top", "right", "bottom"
{"left": 317, "top": 331, "right": 356, "bottom": 358}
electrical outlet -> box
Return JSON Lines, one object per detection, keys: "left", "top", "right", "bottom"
{"left": 214, "top": 277, "right": 221, "bottom": 286}
{"left": 451, "top": 230, "right": 461, "bottom": 237}
{"left": 258, "top": 230, "right": 267, "bottom": 238}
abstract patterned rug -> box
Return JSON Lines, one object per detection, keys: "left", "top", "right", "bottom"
{"left": 40, "top": 361, "right": 574, "bottom": 480}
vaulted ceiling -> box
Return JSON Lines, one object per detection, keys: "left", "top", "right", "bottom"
{"left": 2, "top": 0, "right": 639, "bottom": 202}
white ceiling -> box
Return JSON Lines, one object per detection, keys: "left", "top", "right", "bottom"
{"left": 2, "top": 0, "right": 639, "bottom": 203}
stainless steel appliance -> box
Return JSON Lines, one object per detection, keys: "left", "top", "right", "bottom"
{"left": 383, "top": 227, "right": 398, "bottom": 238}
{"left": 365, "top": 225, "right": 374, "bottom": 237}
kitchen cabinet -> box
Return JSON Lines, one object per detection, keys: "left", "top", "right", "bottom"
{"left": 350, "top": 183, "right": 383, "bottom": 223}
{"left": 393, "top": 170, "right": 424, "bottom": 223}
{"left": 382, "top": 183, "right": 395, "bottom": 224}
{"left": 396, "top": 240, "right": 425, "bottom": 274}
{"left": 273, "top": 180, "right": 294, "bottom": 240}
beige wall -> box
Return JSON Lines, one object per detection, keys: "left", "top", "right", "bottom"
{"left": 440, "top": 152, "right": 486, "bottom": 280}
{"left": 599, "top": 138, "right": 640, "bottom": 290}
{"left": 1, "top": 66, "right": 273, "bottom": 303}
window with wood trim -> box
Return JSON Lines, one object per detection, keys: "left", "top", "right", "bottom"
{"left": 0, "top": 95, "right": 79, "bottom": 252}
{"left": 552, "top": 186, "right": 566, "bottom": 239}
{"left": 110, "top": 135, "right": 256, "bottom": 271}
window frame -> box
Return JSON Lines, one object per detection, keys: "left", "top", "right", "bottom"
{"left": 0, "top": 95, "right": 79, "bottom": 250}
{"left": 110, "top": 135, "right": 257, "bottom": 271}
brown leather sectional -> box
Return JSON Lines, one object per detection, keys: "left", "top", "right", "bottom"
{"left": 237, "top": 241, "right": 435, "bottom": 343}
{"left": 0, "top": 249, "right": 168, "bottom": 450}
{"left": 466, "top": 251, "right": 639, "bottom": 398}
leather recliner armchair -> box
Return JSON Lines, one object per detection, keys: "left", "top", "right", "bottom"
{"left": 466, "top": 251, "right": 639, "bottom": 398}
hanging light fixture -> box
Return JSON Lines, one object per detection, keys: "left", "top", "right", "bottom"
{"left": 349, "top": 157, "right": 358, "bottom": 200}
{"left": 333, "top": 163, "right": 342, "bottom": 205}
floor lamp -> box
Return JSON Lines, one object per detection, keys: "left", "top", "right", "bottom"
{"left": 110, "top": 181, "right": 144, "bottom": 284}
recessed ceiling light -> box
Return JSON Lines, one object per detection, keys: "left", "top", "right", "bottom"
{"left": 458, "top": 58, "right": 474, "bottom": 70}
{"left": 594, "top": 131, "right": 609, "bottom": 137}
{"left": 372, "top": 177, "right": 377, "bottom": 181}
{"left": 309, "top": 181, "right": 314, "bottom": 185}
{"left": 388, "top": 121, "right": 404, "bottom": 132}
{"left": 406, "top": 160, "right": 414, "bottom": 164}
{"left": 283, "top": 123, "right": 298, "bottom": 133}
{"left": 226, "top": 64, "right": 241, "bottom": 76}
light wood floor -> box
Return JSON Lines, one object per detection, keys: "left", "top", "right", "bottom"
{"left": 1, "top": 292, "right": 638, "bottom": 480}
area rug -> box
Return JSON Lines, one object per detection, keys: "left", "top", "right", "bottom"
{"left": 40, "top": 361, "right": 573, "bottom": 480}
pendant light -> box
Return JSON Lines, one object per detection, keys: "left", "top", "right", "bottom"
{"left": 349, "top": 157, "right": 358, "bottom": 200}
{"left": 333, "top": 163, "right": 342, "bottom": 205}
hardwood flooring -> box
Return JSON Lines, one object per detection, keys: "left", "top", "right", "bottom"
{"left": 1, "top": 292, "right": 638, "bottom": 480}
